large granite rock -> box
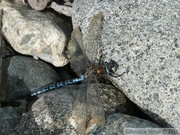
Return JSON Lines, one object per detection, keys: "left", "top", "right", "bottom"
{"left": 0, "top": 0, "right": 71, "bottom": 67}
{"left": 72, "top": 0, "right": 180, "bottom": 128}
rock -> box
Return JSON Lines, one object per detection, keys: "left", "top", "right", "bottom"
{"left": 72, "top": 0, "right": 180, "bottom": 128}
{"left": 70, "top": 83, "right": 129, "bottom": 135}
{"left": 4, "top": 83, "right": 129, "bottom": 134}
{"left": 0, "top": 9, "right": 11, "bottom": 58}
{"left": 13, "top": 0, "right": 29, "bottom": 6}
{"left": 90, "top": 113, "right": 161, "bottom": 135}
{"left": 0, "top": 56, "right": 60, "bottom": 102}
{"left": 0, "top": 107, "right": 21, "bottom": 134}
{"left": 0, "top": 0, "right": 71, "bottom": 67}
{"left": 99, "top": 84, "right": 129, "bottom": 116}
{"left": 6, "top": 88, "right": 78, "bottom": 135}
{"left": 27, "top": 0, "right": 52, "bottom": 10}
{"left": 49, "top": 1, "right": 72, "bottom": 17}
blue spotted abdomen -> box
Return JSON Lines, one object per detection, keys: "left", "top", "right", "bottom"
{"left": 31, "top": 75, "right": 84, "bottom": 96}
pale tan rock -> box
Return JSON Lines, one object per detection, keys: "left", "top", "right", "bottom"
{"left": 49, "top": 1, "right": 72, "bottom": 17}
{"left": 0, "top": 0, "right": 71, "bottom": 67}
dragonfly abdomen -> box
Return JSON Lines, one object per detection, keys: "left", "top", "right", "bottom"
{"left": 31, "top": 75, "right": 85, "bottom": 96}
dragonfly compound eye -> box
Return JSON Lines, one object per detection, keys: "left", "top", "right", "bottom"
{"left": 109, "top": 60, "right": 119, "bottom": 72}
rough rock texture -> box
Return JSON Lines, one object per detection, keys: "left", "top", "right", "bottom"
{"left": 0, "top": 107, "right": 21, "bottom": 134}
{"left": 11, "top": 89, "right": 77, "bottom": 135}
{"left": 28, "top": 0, "right": 52, "bottom": 10}
{"left": 0, "top": 56, "right": 60, "bottom": 101}
{"left": 72, "top": 0, "right": 180, "bottom": 128}
{"left": 98, "top": 84, "right": 129, "bottom": 115}
{"left": 0, "top": 0, "right": 71, "bottom": 67}
{"left": 49, "top": 1, "right": 73, "bottom": 17}
{"left": 92, "top": 113, "right": 161, "bottom": 135}
{"left": 4, "top": 84, "right": 129, "bottom": 134}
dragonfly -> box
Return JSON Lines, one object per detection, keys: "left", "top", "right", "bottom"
{"left": 30, "top": 13, "right": 124, "bottom": 134}
{"left": 30, "top": 12, "right": 120, "bottom": 97}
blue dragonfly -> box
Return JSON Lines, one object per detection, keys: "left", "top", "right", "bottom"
{"left": 31, "top": 13, "right": 123, "bottom": 134}
{"left": 31, "top": 13, "right": 120, "bottom": 97}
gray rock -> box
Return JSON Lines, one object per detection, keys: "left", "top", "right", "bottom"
{"left": 0, "top": 107, "right": 21, "bottom": 134}
{"left": 13, "top": 0, "right": 29, "bottom": 6}
{"left": 91, "top": 113, "right": 161, "bottom": 135}
{"left": 99, "top": 84, "right": 129, "bottom": 116}
{"left": 6, "top": 83, "right": 129, "bottom": 134}
{"left": 0, "top": 0, "right": 71, "bottom": 67}
{"left": 7, "top": 88, "right": 78, "bottom": 135}
{"left": 72, "top": 0, "right": 180, "bottom": 128}
{"left": 0, "top": 56, "right": 60, "bottom": 101}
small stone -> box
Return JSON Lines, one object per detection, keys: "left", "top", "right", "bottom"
{"left": 27, "top": 0, "right": 52, "bottom": 10}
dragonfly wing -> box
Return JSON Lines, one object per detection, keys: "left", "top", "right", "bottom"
{"left": 86, "top": 74, "right": 106, "bottom": 133}
{"left": 70, "top": 80, "right": 88, "bottom": 135}
{"left": 68, "top": 27, "right": 92, "bottom": 76}
{"left": 85, "top": 12, "right": 104, "bottom": 64}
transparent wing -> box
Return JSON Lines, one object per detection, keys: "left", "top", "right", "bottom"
{"left": 71, "top": 80, "right": 88, "bottom": 135}
{"left": 68, "top": 27, "right": 92, "bottom": 76}
{"left": 86, "top": 74, "right": 106, "bottom": 133}
{"left": 85, "top": 12, "right": 104, "bottom": 64}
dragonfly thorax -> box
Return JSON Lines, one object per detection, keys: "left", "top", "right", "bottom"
{"left": 84, "top": 65, "right": 107, "bottom": 78}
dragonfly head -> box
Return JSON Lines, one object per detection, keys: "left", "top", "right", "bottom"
{"left": 104, "top": 60, "right": 125, "bottom": 77}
